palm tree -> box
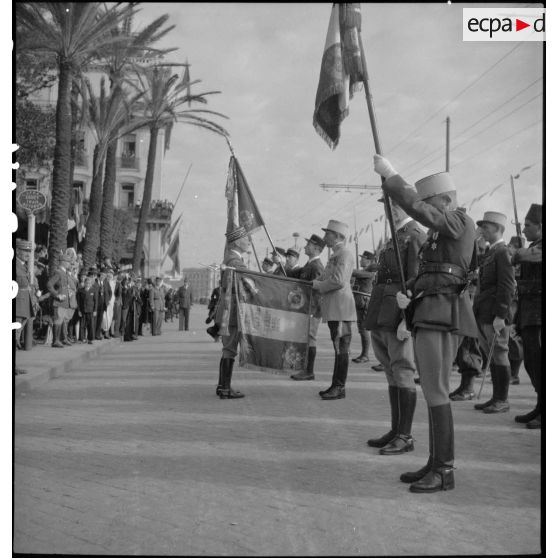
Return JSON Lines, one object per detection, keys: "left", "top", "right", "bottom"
{"left": 78, "top": 77, "right": 146, "bottom": 270}
{"left": 128, "top": 64, "right": 229, "bottom": 274}
{"left": 16, "top": 2, "right": 135, "bottom": 271}
{"left": 95, "top": 12, "right": 177, "bottom": 264}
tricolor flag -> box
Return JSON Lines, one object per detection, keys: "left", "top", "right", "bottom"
{"left": 313, "top": 3, "right": 364, "bottom": 149}
{"left": 233, "top": 270, "right": 314, "bottom": 374}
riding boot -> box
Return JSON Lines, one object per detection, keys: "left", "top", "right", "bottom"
{"left": 319, "top": 353, "right": 337, "bottom": 396}
{"left": 216, "top": 358, "right": 226, "bottom": 396}
{"left": 291, "top": 346, "right": 316, "bottom": 380}
{"left": 401, "top": 404, "right": 433, "bottom": 483}
{"left": 51, "top": 324, "right": 64, "bottom": 348}
{"left": 368, "top": 385, "right": 398, "bottom": 447}
{"left": 483, "top": 365, "right": 510, "bottom": 413}
{"left": 515, "top": 396, "right": 541, "bottom": 423}
{"left": 380, "top": 387, "right": 416, "bottom": 455}
{"left": 321, "top": 353, "right": 348, "bottom": 399}
{"left": 450, "top": 370, "right": 476, "bottom": 401}
{"left": 219, "top": 358, "right": 245, "bottom": 399}
{"left": 474, "top": 363, "right": 496, "bottom": 410}
{"left": 410, "top": 404, "right": 455, "bottom": 492}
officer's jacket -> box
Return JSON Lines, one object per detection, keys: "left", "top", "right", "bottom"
{"left": 149, "top": 285, "right": 165, "bottom": 311}
{"left": 15, "top": 258, "right": 35, "bottom": 319}
{"left": 383, "top": 174, "right": 477, "bottom": 336}
{"left": 364, "top": 220, "right": 426, "bottom": 331}
{"left": 512, "top": 237, "right": 542, "bottom": 329}
{"left": 473, "top": 240, "right": 515, "bottom": 324}
{"left": 313, "top": 243, "right": 357, "bottom": 322}
{"left": 216, "top": 248, "right": 249, "bottom": 327}
{"left": 77, "top": 285, "right": 98, "bottom": 313}
{"left": 288, "top": 257, "right": 324, "bottom": 282}
{"left": 178, "top": 285, "right": 194, "bottom": 308}
{"left": 47, "top": 267, "right": 70, "bottom": 309}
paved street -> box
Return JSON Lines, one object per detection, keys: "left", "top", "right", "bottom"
{"left": 14, "top": 306, "right": 541, "bottom": 556}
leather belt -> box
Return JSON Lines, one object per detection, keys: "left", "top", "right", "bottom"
{"left": 418, "top": 262, "right": 467, "bottom": 280}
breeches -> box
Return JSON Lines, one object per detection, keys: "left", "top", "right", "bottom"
{"left": 478, "top": 323, "right": 510, "bottom": 367}
{"left": 53, "top": 306, "right": 72, "bottom": 326}
{"left": 222, "top": 326, "right": 241, "bottom": 360}
{"left": 327, "top": 321, "right": 352, "bottom": 355}
{"left": 414, "top": 329, "right": 462, "bottom": 407}
{"left": 371, "top": 329, "right": 416, "bottom": 389}
{"left": 308, "top": 316, "right": 320, "bottom": 348}
{"left": 456, "top": 336, "right": 483, "bottom": 375}
{"left": 520, "top": 325, "right": 541, "bottom": 395}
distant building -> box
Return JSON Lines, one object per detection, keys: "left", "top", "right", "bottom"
{"left": 180, "top": 267, "right": 219, "bottom": 302}
{"left": 16, "top": 70, "right": 174, "bottom": 277}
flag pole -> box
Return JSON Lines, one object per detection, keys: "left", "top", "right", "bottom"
{"left": 224, "top": 136, "right": 285, "bottom": 276}
{"left": 357, "top": 30, "right": 407, "bottom": 291}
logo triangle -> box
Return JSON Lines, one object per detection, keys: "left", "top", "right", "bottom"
{"left": 516, "top": 18, "right": 530, "bottom": 31}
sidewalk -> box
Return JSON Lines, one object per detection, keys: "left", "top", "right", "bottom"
{"left": 14, "top": 336, "right": 121, "bottom": 397}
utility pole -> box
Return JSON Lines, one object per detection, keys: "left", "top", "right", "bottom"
{"left": 446, "top": 116, "right": 450, "bottom": 172}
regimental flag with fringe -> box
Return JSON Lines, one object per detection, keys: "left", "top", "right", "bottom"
{"left": 313, "top": 3, "right": 364, "bottom": 149}
{"left": 233, "top": 270, "right": 314, "bottom": 374}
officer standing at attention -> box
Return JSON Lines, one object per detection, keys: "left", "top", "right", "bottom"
{"left": 373, "top": 154, "right": 477, "bottom": 493}
{"left": 510, "top": 203, "right": 542, "bottom": 429}
{"left": 364, "top": 195, "right": 426, "bottom": 456}
{"left": 215, "top": 226, "right": 251, "bottom": 399}
{"left": 312, "top": 220, "right": 357, "bottom": 400}
{"left": 288, "top": 234, "right": 326, "bottom": 381}
{"left": 351, "top": 250, "right": 376, "bottom": 364}
{"left": 14, "top": 239, "right": 37, "bottom": 350}
{"left": 473, "top": 211, "right": 516, "bottom": 414}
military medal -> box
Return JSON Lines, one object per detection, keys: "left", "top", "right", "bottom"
{"left": 429, "top": 231, "right": 439, "bottom": 251}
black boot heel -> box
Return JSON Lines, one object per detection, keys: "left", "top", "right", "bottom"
{"left": 409, "top": 467, "right": 455, "bottom": 493}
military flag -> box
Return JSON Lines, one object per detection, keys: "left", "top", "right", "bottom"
{"left": 166, "top": 231, "right": 181, "bottom": 275}
{"left": 313, "top": 3, "right": 364, "bottom": 149}
{"left": 232, "top": 156, "right": 265, "bottom": 234}
{"left": 233, "top": 270, "right": 314, "bottom": 374}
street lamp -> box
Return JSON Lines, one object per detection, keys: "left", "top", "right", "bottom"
{"left": 292, "top": 232, "right": 300, "bottom": 249}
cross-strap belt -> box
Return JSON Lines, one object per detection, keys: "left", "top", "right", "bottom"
{"left": 417, "top": 262, "right": 467, "bottom": 281}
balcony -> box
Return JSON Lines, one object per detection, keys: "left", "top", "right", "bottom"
{"left": 75, "top": 149, "right": 88, "bottom": 168}
{"left": 119, "top": 156, "right": 139, "bottom": 170}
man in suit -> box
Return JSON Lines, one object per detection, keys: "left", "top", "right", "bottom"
{"left": 374, "top": 154, "right": 477, "bottom": 493}
{"left": 511, "top": 203, "right": 542, "bottom": 429}
{"left": 177, "top": 277, "right": 194, "bottom": 331}
{"left": 77, "top": 273, "right": 98, "bottom": 344}
{"left": 14, "top": 239, "right": 37, "bottom": 350}
{"left": 473, "top": 211, "right": 516, "bottom": 415}
{"left": 351, "top": 250, "right": 376, "bottom": 364}
{"left": 215, "top": 226, "right": 251, "bottom": 399}
{"left": 312, "top": 220, "right": 357, "bottom": 400}
{"left": 47, "top": 254, "right": 74, "bottom": 348}
{"left": 364, "top": 197, "right": 426, "bottom": 456}
{"left": 288, "top": 234, "right": 326, "bottom": 381}
{"left": 149, "top": 276, "right": 165, "bottom": 335}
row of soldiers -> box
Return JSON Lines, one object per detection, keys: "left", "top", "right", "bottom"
{"left": 14, "top": 246, "right": 196, "bottom": 353}
{"left": 214, "top": 154, "right": 542, "bottom": 495}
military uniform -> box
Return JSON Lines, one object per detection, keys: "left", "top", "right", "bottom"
{"left": 288, "top": 235, "right": 326, "bottom": 381}
{"left": 473, "top": 213, "right": 516, "bottom": 414}
{"left": 512, "top": 203, "right": 542, "bottom": 428}
{"left": 312, "top": 220, "right": 357, "bottom": 400}
{"left": 380, "top": 165, "right": 476, "bottom": 494}
{"left": 47, "top": 257, "right": 73, "bottom": 348}
{"left": 14, "top": 240, "right": 36, "bottom": 349}
{"left": 364, "top": 218, "right": 426, "bottom": 455}
{"left": 149, "top": 280, "right": 165, "bottom": 335}
{"left": 351, "top": 252, "right": 375, "bottom": 363}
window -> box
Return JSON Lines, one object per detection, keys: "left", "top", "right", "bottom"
{"left": 25, "top": 179, "right": 38, "bottom": 190}
{"left": 121, "top": 183, "right": 135, "bottom": 208}
{"left": 120, "top": 135, "right": 137, "bottom": 169}
{"left": 75, "top": 130, "right": 86, "bottom": 166}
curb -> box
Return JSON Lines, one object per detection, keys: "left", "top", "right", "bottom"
{"left": 15, "top": 338, "right": 120, "bottom": 397}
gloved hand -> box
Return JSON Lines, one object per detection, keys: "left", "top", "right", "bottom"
{"left": 373, "top": 154, "right": 398, "bottom": 179}
{"left": 396, "top": 290, "right": 412, "bottom": 309}
{"left": 396, "top": 319, "right": 411, "bottom": 341}
{"left": 493, "top": 316, "right": 506, "bottom": 333}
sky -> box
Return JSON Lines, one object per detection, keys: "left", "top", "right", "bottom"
{"left": 131, "top": 2, "right": 544, "bottom": 271}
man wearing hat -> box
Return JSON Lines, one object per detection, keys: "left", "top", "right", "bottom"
{"left": 47, "top": 253, "right": 74, "bottom": 348}
{"left": 261, "top": 257, "right": 275, "bottom": 273}
{"left": 312, "top": 220, "right": 357, "bottom": 400}
{"left": 272, "top": 247, "right": 287, "bottom": 276}
{"left": 510, "top": 203, "right": 542, "bottom": 429}
{"left": 373, "top": 155, "right": 477, "bottom": 493}
{"left": 285, "top": 247, "right": 301, "bottom": 275}
{"left": 177, "top": 276, "right": 194, "bottom": 331}
{"left": 215, "top": 225, "right": 251, "bottom": 399}
{"left": 472, "top": 211, "right": 515, "bottom": 415}
{"left": 288, "top": 234, "right": 326, "bottom": 381}
{"left": 351, "top": 250, "right": 376, "bottom": 364}
{"left": 149, "top": 276, "right": 165, "bottom": 336}
{"left": 15, "top": 239, "right": 37, "bottom": 350}
{"left": 363, "top": 196, "right": 426, "bottom": 456}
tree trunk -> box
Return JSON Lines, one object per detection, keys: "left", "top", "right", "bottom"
{"left": 132, "top": 125, "right": 158, "bottom": 274}
{"left": 99, "top": 139, "right": 117, "bottom": 263}
{"left": 68, "top": 78, "right": 80, "bottom": 251}
{"left": 82, "top": 144, "right": 105, "bottom": 270}
{"left": 48, "top": 61, "right": 73, "bottom": 272}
